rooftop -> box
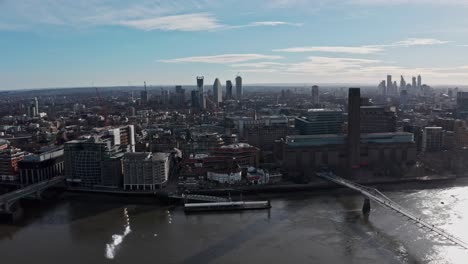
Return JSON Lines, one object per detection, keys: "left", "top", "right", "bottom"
{"left": 153, "top": 152, "right": 170, "bottom": 161}
{"left": 123, "top": 152, "right": 169, "bottom": 161}
{"left": 307, "top": 108, "right": 342, "bottom": 112}
{"left": 286, "top": 132, "right": 414, "bottom": 147}
{"left": 360, "top": 105, "right": 384, "bottom": 109}
{"left": 220, "top": 143, "right": 254, "bottom": 149}
{"left": 361, "top": 132, "right": 414, "bottom": 144}
{"left": 286, "top": 134, "right": 345, "bottom": 147}
{"left": 123, "top": 152, "right": 152, "bottom": 160}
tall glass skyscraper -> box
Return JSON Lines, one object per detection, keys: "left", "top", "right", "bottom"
{"left": 197, "top": 76, "right": 206, "bottom": 109}
{"left": 226, "top": 80, "right": 233, "bottom": 99}
{"left": 235, "top": 75, "right": 242, "bottom": 99}
{"left": 213, "top": 78, "right": 222, "bottom": 104}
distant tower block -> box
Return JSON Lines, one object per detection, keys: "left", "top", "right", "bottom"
{"left": 197, "top": 76, "right": 204, "bottom": 91}
{"left": 226, "top": 80, "right": 233, "bottom": 99}
{"left": 213, "top": 78, "right": 222, "bottom": 105}
{"left": 235, "top": 75, "right": 243, "bottom": 99}
{"left": 191, "top": 90, "right": 200, "bottom": 109}
{"left": 400, "top": 76, "right": 406, "bottom": 90}
{"left": 197, "top": 76, "right": 206, "bottom": 109}
{"left": 33, "top": 97, "right": 39, "bottom": 116}
{"left": 311, "top": 85, "right": 319, "bottom": 105}
{"left": 386, "top": 75, "right": 393, "bottom": 95}
{"left": 378, "top": 80, "right": 386, "bottom": 96}
{"left": 141, "top": 82, "right": 149, "bottom": 104}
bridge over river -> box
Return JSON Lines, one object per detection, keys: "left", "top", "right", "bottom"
{"left": 317, "top": 172, "right": 468, "bottom": 250}
{"left": 0, "top": 176, "right": 65, "bottom": 213}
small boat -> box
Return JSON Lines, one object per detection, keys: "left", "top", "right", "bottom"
{"left": 184, "top": 200, "right": 271, "bottom": 213}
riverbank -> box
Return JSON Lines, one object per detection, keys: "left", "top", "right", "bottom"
{"left": 186, "top": 174, "right": 458, "bottom": 196}
{"left": 59, "top": 174, "right": 463, "bottom": 203}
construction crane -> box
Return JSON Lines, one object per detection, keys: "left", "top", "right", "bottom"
{"left": 95, "top": 87, "right": 108, "bottom": 127}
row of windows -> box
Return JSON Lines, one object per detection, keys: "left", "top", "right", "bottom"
{"left": 287, "top": 148, "right": 412, "bottom": 167}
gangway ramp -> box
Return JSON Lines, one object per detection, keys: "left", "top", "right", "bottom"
{"left": 168, "top": 193, "right": 230, "bottom": 203}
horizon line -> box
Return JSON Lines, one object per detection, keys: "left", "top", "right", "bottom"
{"left": 1, "top": 82, "right": 467, "bottom": 92}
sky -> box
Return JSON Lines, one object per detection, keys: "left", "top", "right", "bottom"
{"left": 1, "top": 0, "right": 468, "bottom": 90}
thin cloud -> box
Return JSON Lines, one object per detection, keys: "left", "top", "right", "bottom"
{"left": 117, "top": 13, "right": 221, "bottom": 31}
{"left": 0, "top": 1, "right": 300, "bottom": 32}
{"left": 0, "top": 22, "right": 27, "bottom": 31}
{"left": 273, "top": 46, "right": 382, "bottom": 54}
{"left": 232, "top": 56, "right": 381, "bottom": 76}
{"left": 159, "top": 54, "right": 283, "bottom": 64}
{"left": 231, "top": 68, "right": 280, "bottom": 73}
{"left": 249, "top": 21, "right": 302, "bottom": 27}
{"left": 222, "top": 20, "right": 302, "bottom": 30}
{"left": 274, "top": 38, "right": 450, "bottom": 54}
{"left": 232, "top": 55, "right": 468, "bottom": 84}
{"left": 384, "top": 38, "right": 450, "bottom": 47}
{"left": 267, "top": 0, "right": 468, "bottom": 7}
{"left": 308, "top": 56, "right": 381, "bottom": 64}
{"left": 352, "top": 0, "right": 468, "bottom": 6}
{"left": 117, "top": 16, "right": 301, "bottom": 32}
{"left": 266, "top": 0, "right": 319, "bottom": 8}
{"left": 286, "top": 56, "right": 381, "bottom": 74}
{"left": 118, "top": 18, "right": 301, "bottom": 31}
{"left": 231, "top": 62, "right": 286, "bottom": 68}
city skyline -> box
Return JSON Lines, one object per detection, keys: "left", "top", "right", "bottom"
{"left": 3, "top": 1, "right": 468, "bottom": 89}
{"left": 3, "top": 1, "right": 468, "bottom": 261}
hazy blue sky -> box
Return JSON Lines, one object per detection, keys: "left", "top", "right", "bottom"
{"left": 1, "top": 0, "right": 468, "bottom": 89}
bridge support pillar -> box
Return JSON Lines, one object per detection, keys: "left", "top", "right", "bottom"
{"left": 0, "top": 202, "right": 23, "bottom": 222}
{"left": 4, "top": 201, "right": 15, "bottom": 214}
{"left": 362, "top": 197, "right": 370, "bottom": 215}
{"left": 35, "top": 190, "right": 43, "bottom": 200}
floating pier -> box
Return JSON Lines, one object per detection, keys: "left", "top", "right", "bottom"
{"left": 184, "top": 201, "right": 271, "bottom": 213}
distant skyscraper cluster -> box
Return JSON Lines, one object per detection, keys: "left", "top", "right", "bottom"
{"left": 28, "top": 97, "right": 39, "bottom": 117}
{"left": 379, "top": 74, "right": 425, "bottom": 97}
{"left": 191, "top": 75, "right": 243, "bottom": 110}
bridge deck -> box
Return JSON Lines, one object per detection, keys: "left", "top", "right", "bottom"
{"left": 317, "top": 172, "right": 468, "bottom": 250}
{"left": 0, "top": 176, "right": 65, "bottom": 207}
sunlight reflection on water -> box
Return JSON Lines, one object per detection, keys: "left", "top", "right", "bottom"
{"left": 386, "top": 187, "right": 468, "bottom": 264}
{"left": 105, "top": 208, "right": 131, "bottom": 259}
{"left": 4, "top": 187, "right": 468, "bottom": 263}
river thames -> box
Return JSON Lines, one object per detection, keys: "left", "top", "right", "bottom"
{"left": 1, "top": 186, "right": 468, "bottom": 264}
